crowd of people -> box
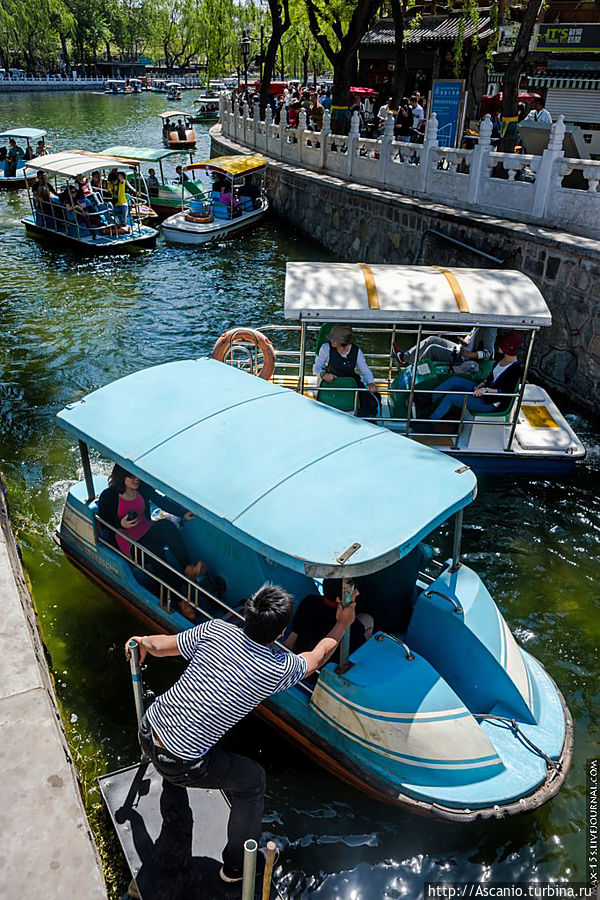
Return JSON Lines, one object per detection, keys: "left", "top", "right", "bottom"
{"left": 29, "top": 166, "right": 141, "bottom": 237}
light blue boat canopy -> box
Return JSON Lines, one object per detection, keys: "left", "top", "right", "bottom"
{"left": 57, "top": 359, "right": 477, "bottom": 577}
{"left": 0, "top": 127, "right": 46, "bottom": 141}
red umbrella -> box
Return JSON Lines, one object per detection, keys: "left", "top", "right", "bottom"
{"left": 480, "top": 91, "right": 540, "bottom": 115}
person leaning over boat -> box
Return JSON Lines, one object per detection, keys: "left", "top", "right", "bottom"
{"left": 428, "top": 331, "right": 522, "bottom": 421}
{"left": 98, "top": 464, "right": 208, "bottom": 599}
{"left": 398, "top": 324, "right": 497, "bottom": 370}
{"left": 126, "top": 584, "right": 356, "bottom": 884}
{"left": 313, "top": 323, "right": 379, "bottom": 417}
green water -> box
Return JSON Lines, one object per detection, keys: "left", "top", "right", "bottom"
{"left": 0, "top": 92, "right": 598, "bottom": 898}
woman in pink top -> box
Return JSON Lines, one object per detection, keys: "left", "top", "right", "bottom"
{"left": 98, "top": 464, "right": 207, "bottom": 590}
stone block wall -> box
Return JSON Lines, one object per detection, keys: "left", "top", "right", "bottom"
{"left": 212, "top": 129, "right": 600, "bottom": 417}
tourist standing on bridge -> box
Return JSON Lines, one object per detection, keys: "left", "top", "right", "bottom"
{"left": 126, "top": 584, "right": 356, "bottom": 884}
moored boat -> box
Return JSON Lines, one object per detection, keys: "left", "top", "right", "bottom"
{"left": 215, "top": 263, "right": 585, "bottom": 476}
{"left": 22, "top": 150, "right": 158, "bottom": 253}
{"left": 159, "top": 111, "right": 196, "bottom": 150}
{"left": 0, "top": 127, "right": 47, "bottom": 190}
{"left": 161, "top": 154, "right": 268, "bottom": 245}
{"left": 55, "top": 357, "right": 572, "bottom": 820}
{"left": 104, "top": 79, "right": 131, "bottom": 95}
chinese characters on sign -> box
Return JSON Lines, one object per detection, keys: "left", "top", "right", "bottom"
{"left": 430, "top": 80, "right": 465, "bottom": 148}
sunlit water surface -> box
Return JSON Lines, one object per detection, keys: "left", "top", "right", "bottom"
{"left": 0, "top": 91, "right": 598, "bottom": 898}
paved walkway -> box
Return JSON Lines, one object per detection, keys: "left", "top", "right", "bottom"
{"left": 0, "top": 483, "right": 106, "bottom": 899}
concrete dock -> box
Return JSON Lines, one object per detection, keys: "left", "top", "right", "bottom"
{"left": 0, "top": 482, "right": 106, "bottom": 899}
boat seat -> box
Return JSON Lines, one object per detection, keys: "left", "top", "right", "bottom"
{"left": 212, "top": 201, "right": 231, "bottom": 219}
{"left": 316, "top": 376, "right": 356, "bottom": 412}
{"left": 238, "top": 197, "right": 254, "bottom": 213}
{"left": 356, "top": 544, "right": 429, "bottom": 634}
{"left": 183, "top": 180, "right": 203, "bottom": 197}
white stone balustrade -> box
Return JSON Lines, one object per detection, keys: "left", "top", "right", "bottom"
{"left": 216, "top": 97, "right": 600, "bottom": 239}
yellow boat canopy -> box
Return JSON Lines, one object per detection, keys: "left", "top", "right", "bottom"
{"left": 183, "top": 155, "right": 267, "bottom": 177}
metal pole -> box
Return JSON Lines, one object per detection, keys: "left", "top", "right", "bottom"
{"left": 451, "top": 508, "right": 463, "bottom": 572}
{"left": 298, "top": 320, "right": 307, "bottom": 395}
{"left": 507, "top": 330, "right": 535, "bottom": 451}
{"left": 128, "top": 640, "right": 145, "bottom": 729}
{"left": 78, "top": 440, "right": 95, "bottom": 502}
{"left": 336, "top": 577, "right": 354, "bottom": 674}
{"left": 261, "top": 840, "right": 277, "bottom": 900}
{"left": 405, "top": 322, "right": 423, "bottom": 435}
{"left": 241, "top": 839, "right": 258, "bottom": 900}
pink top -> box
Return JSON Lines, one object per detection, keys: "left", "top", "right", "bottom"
{"left": 116, "top": 493, "right": 152, "bottom": 556}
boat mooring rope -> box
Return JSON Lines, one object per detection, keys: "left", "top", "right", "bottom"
{"left": 474, "top": 714, "right": 562, "bottom": 774}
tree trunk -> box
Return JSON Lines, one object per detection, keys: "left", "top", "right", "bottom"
{"left": 302, "top": 46, "right": 309, "bottom": 86}
{"left": 331, "top": 56, "right": 354, "bottom": 134}
{"left": 390, "top": 0, "right": 406, "bottom": 108}
{"left": 280, "top": 43, "right": 284, "bottom": 79}
{"left": 260, "top": 0, "right": 290, "bottom": 119}
{"left": 500, "top": 0, "right": 544, "bottom": 148}
{"left": 59, "top": 32, "right": 71, "bottom": 75}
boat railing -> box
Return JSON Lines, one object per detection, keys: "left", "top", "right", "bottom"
{"left": 253, "top": 322, "right": 525, "bottom": 440}
{"left": 93, "top": 514, "right": 315, "bottom": 696}
{"left": 27, "top": 181, "right": 147, "bottom": 242}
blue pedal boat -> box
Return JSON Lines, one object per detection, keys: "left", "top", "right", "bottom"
{"left": 55, "top": 358, "right": 572, "bottom": 820}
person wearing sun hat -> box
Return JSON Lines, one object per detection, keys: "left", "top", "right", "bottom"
{"left": 429, "top": 330, "right": 523, "bottom": 421}
{"left": 313, "top": 323, "right": 380, "bottom": 417}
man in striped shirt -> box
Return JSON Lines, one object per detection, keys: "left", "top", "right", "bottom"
{"left": 125, "top": 583, "right": 356, "bottom": 884}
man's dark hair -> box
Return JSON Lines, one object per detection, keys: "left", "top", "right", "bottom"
{"left": 322, "top": 578, "right": 342, "bottom": 603}
{"left": 244, "top": 584, "right": 294, "bottom": 645}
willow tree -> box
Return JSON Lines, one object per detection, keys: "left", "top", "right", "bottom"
{"left": 304, "top": 0, "right": 383, "bottom": 132}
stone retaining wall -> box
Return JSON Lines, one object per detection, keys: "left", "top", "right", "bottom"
{"left": 212, "top": 126, "right": 600, "bottom": 416}
{"left": 0, "top": 81, "right": 104, "bottom": 92}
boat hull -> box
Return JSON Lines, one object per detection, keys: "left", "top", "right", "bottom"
{"left": 162, "top": 203, "right": 268, "bottom": 245}
{"left": 22, "top": 217, "right": 157, "bottom": 253}
{"left": 0, "top": 173, "right": 35, "bottom": 191}
{"left": 56, "top": 474, "right": 573, "bottom": 821}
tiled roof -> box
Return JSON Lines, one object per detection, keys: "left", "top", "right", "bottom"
{"left": 361, "top": 15, "right": 494, "bottom": 46}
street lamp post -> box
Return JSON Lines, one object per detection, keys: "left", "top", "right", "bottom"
{"left": 239, "top": 28, "right": 250, "bottom": 95}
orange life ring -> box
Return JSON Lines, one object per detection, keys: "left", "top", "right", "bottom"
{"left": 184, "top": 213, "right": 214, "bottom": 224}
{"left": 212, "top": 328, "right": 276, "bottom": 380}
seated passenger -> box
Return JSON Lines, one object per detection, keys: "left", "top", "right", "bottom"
{"left": 313, "top": 323, "right": 379, "bottom": 418}
{"left": 147, "top": 167, "right": 160, "bottom": 196}
{"left": 31, "top": 170, "right": 56, "bottom": 204}
{"left": 285, "top": 579, "right": 373, "bottom": 661}
{"left": 219, "top": 184, "right": 240, "bottom": 215}
{"left": 36, "top": 138, "right": 47, "bottom": 157}
{"left": 98, "top": 464, "right": 220, "bottom": 613}
{"left": 0, "top": 146, "right": 7, "bottom": 176}
{"left": 238, "top": 176, "right": 261, "bottom": 208}
{"left": 174, "top": 164, "right": 189, "bottom": 184}
{"left": 398, "top": 325, "right": 497, "bottom": 372}
{"left": 429, "top": 331, "right": 522, "bottom": 422}
{"left": 176, "top": 119, "right": 187, "bottom": 140}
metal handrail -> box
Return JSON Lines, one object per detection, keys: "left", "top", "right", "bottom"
{"left": 375, "top": 632, "right": 414, "bottom": 660}
{"left": 93, "top": 514, "right": 315, "bottom": 695}
{"left": 423, "top": 589, "right": 463, "bottom": 615}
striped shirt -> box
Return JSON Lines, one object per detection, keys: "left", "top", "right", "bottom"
{"left": 146, "top": 620, "right": 307, "bottom": 760}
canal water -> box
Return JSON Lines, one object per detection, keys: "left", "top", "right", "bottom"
{"left": 0, "top": 92, "right": 598, "bottom": 898}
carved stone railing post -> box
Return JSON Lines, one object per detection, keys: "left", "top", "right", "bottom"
{"left": 418, "top": 112, "right": 438, "bottom": 192}
{"left": 467, "top": 113, "right": 492, "bottom": 204}
{"left": 379, "top": 111, "right": 395, "bottom": 184}
{"left": 533, "top": 114, "right": 566, "bottom": 218}
{"left": 219, "top": 93, "right": 227, "bottom": 135}
{"left": 253, "top": 101, "right": 259, "bottom": 145}
{"left": 347, "top": 110, "right": 360, "bottom": 176}
{"left": 321, "top": 109, "right": 331, "bottom": 170}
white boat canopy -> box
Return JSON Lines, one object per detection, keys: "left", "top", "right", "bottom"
{"left": 159, "top": 110, "right": 189, "bottom": 119}
{"left": 284, "top": 263, "right": 552, "bottom": 328}
{"left": 0, "top": 127, "right": 47, "bottom": 141}
{"left": 25, "top": 150, "right": 138, "bottom": 177}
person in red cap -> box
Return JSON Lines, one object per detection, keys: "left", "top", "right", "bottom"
{"left": 428, "top": 331, "right": 522, "bottom": 422}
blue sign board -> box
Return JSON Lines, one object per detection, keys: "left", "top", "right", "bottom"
{"left": 430, "top": 80, "right": 464, "bottom": 147}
